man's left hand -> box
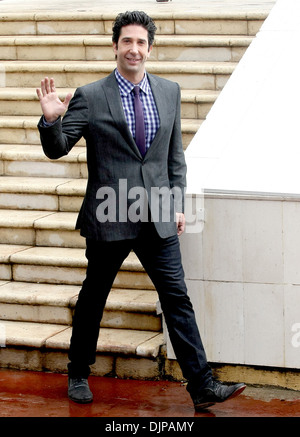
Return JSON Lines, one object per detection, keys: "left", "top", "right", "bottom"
{"left": 176, "top": 213, "right": 185, "bottom": 236}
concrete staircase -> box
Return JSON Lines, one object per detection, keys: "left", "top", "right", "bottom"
{"left": 0, "top": 10, "right": 266, "bottom": 380}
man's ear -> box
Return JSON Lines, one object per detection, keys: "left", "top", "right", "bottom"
{"left": 113, "top": 42, "right": 118, "bottom": 55}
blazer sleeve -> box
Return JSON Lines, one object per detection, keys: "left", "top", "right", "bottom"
{"left": 38, "top": 87, "right": 89, "bottom": 160}
{"left": 168, "top": 83, "right": 187, "bottom": 213}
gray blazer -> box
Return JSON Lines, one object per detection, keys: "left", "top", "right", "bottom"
{"left": 38, "top": 71, "right": 187, "bottom": 241}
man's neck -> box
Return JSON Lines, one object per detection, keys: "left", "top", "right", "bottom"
{"left": 116, "top": 68, "right": 145, "bottom": 85}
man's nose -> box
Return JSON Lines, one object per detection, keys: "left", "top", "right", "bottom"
{"left": 130, "top": 42, "right": 139, "bottom": 53}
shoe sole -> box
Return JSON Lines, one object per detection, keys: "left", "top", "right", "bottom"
{"left": 194, "top": 401, "right": 215, "bottom": 411}
{"left": 68, "top": 394, "right": 93, "bottom": 404}
{"left": 225, "top": 384, "right": 246, "bottom": 402}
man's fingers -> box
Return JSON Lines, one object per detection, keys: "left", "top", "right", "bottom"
{"left": 40, "top": 78, "right": 45, "bottom": 96}
{"left": 37, "top": 77, "right": 71, "bottom": 119}
{"left": 44, "top": 77, "right": 51, "bottom": 94}
{"left": 37, "top": 77, "right": 60, "bottom": 102}
{"left": 40, "top": 77, "right": 54, "bottom": 97}
{"left": 36, "top": 88, "right": 42, "bottom": 100}
{"left": 50, "top": 78, "right": 56, "bottom": 93}
{"left": 176, "top": 212, "right": 186, "bottom": 236}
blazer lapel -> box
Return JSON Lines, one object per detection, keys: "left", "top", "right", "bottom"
{"left": 103, "top": 72, "right": 171, "bottom": 160}
{"left": 145, "top": 74, "right": 165, "bottom": 159}
{"left": 103, "top": 72, "right": 143, "bottom": 158}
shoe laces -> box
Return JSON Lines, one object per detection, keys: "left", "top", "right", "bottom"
{"left": 205, "top": 378, "right": 227, "bottom": 396}
{"left": 70, "top": 377, "right": 89, "bottom": 388}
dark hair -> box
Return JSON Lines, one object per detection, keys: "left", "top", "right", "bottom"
{"left": 112, "top": 11, "right": 157, "bottom": 47}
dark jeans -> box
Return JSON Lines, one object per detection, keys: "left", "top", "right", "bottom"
{"left": 68, "top": 222, "right": 212, "bottom": 393}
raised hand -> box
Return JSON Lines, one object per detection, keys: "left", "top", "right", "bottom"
{"left": 36, "top": 77, "right": 72, "bottom": 123}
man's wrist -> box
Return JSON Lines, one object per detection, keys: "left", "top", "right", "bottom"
{"left": 42, "top": 116, "right": 59, "bottom": 127}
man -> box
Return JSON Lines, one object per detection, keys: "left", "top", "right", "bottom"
{"left": 36, "top": 11, "right": 245, "bottom": 410}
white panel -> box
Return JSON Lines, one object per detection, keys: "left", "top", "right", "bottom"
{"left": 283, "top": 202, "right": 300, "bottom": 285}
{"left": 242, "top": 200, "right": 283, "bottom": 284}
{"left": 202, "top": 197, "right": 243, "bottom": 282}
{"left": 203, "top": 281, "right": 244, "bottom": 364}
{"left": 244, "top": 283, "right": 284, "bottom": 367}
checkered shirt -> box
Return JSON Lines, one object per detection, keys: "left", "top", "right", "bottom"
{"left": 114, "top": 68, "right": 160, "bottom": 152}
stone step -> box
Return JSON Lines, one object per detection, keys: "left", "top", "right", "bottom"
{"left": 0, "top": 116, "right": 202, "bottom": 148}
{"left": 1, "top": 60, "right": 236, "bottom": 89}
{"left": 0, "top": 11, "right": 265, "bottom": 37}
{"left": 0, "top": 116, "right": 41, "bottom": 146}
{"left": 0, "top": 319, "right": 164, "bottom": 378}
{"left": 0, "top": 244, "right": 155, "bottom": 289}
{"left": 0, "top": 176, "right": 86, "bottom": 212}
{"left": 0, "top": 281, "right": 161, "bottom": 331}
{"left": 0, "top": 209, "right": 83, "bottom": 248}
{"left": 0, "top": 34, "right": 252, "bottom": 62}
{"left": 0, "top": 145, "right": 87, "bottom": 179}
{"left": 0, "top": 87, "right": 219, "bottom": 118}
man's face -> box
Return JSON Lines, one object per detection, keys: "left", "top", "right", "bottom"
{"left": 113, "top": 24, "right": 153, "bottom": 83}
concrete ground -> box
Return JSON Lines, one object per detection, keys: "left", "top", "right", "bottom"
{"left": 0, "top": 369, "right": 299, "bottom": 418}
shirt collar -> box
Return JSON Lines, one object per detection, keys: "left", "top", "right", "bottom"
{"left": 114, "top": 68, "right": 150, "bottom": 96}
